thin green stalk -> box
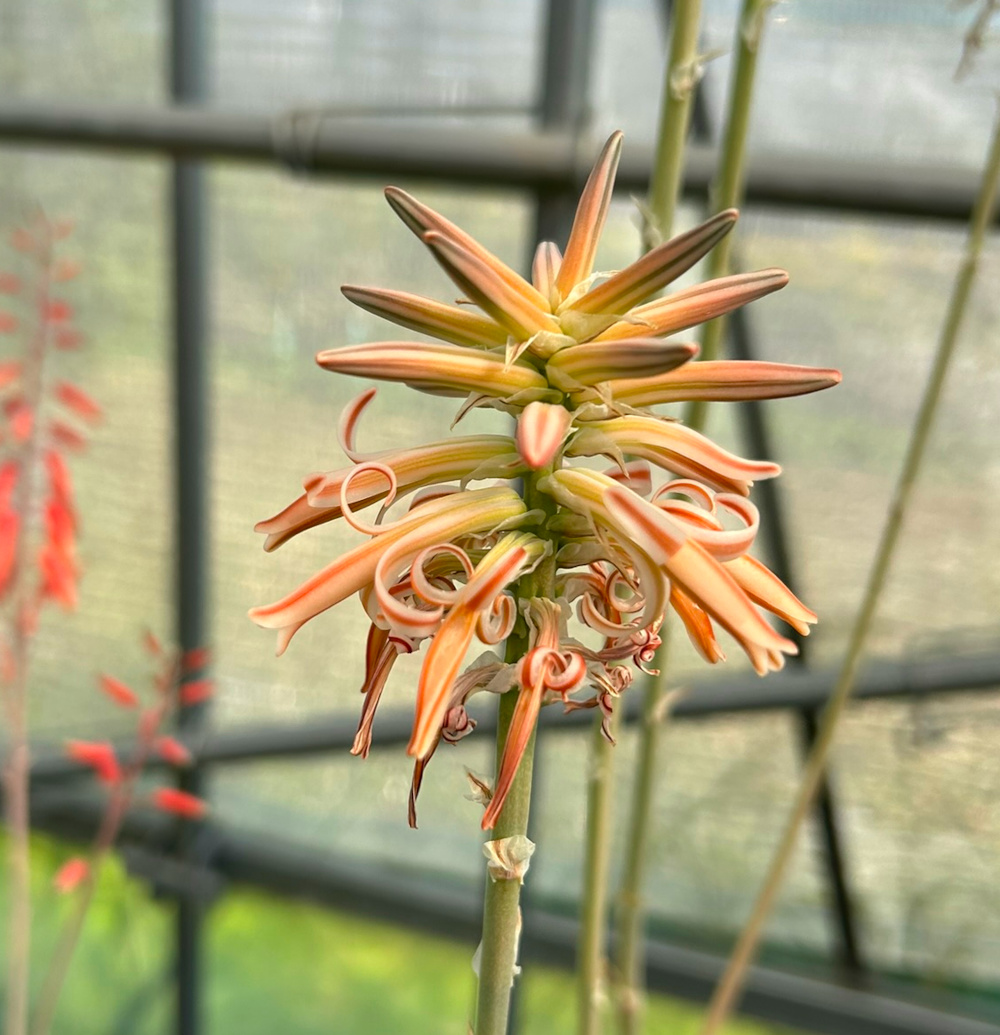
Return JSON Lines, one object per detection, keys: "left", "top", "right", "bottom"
{"left": 699, "top": 103, "right": 1000, "bottom": 1035}
{"left": 643, "top": 0, "right": 704, "bottom": 252}
{"left": 610, "top": 1, "right": 704, "bottom": 1028}
{"left": 577, "top": 705, "right": 621, "bottom": 1035}
{"left": 687, "top": 0, "right": 774, "bottom": 431}
{"left": 475, "top": 474, "right": 556, "bottom": 1035}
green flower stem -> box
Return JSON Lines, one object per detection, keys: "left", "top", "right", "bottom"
{"left": 611, "top": 1, "right": 705, "bottom": 1028}
{"left": 643, "top": 0, "right": 704, "bottom": 251}
{"left": 474, "top": 473, "right": 556, "bottom": 1035}
{"left": 577, "top": 704, "right": 621, "bottom": 1035}
{"left": 687, "top": 0, "right": 773, "bottom": 432}
{"left": 699, "top": 103, "right": 1000, "bottom": 1035}
{"left": 612, "top": 639, "right": 674, "bottom": 1034}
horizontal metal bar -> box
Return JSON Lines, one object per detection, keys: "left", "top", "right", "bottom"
{"left": 22, "top": 785, "right": 1000, "bottom": 1035}
{"left": 26, "top": 651, "right": 1000, "bottom": 781}
{"left": 0, "top": 101, "right": 995, "bottom": 221}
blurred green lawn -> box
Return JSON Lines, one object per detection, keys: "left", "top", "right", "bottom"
{"left": 2, "top": 833, "right": 799, "bottom": 1035}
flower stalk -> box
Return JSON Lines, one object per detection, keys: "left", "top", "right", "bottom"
{"left": 699, "top": 101, "right": 1000, "bottom": 1035}
{"left": 613, "top": 4, "right": 775, "bottom": 1028}
{"left": 687, "top": 0, "right": 776, "bottom": 429}
{"left": 643, "top": 0, "right": 704, "bottom": 252}
{"left": 475, "top": 481, "right": 554, "bottom": 1035}
{"left": 611, "top": 0, "right": 706, "bottom": 1025}
{"left": 577, "top": 704, "right": 621, "bottom": 1035}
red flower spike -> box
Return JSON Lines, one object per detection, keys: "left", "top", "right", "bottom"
{"left": 55, "top": 382, "right": 102, "bottom": 423}
{"left": 179, "top": 679, "right": 213, "bottom": 707}
{"left": 54, "top": 328, "right": 83, "bottom": 350}
{"left": 51, "top": 219, "right": 75, "bottom": 240}
{"left": 66, "top": 740, "right": 120, "bottom": 784}
{"left": 46, "top": 300, "right": 73, "bottom": 324}
{"left": 0, "top": 273, "right": 21, "bottom": 294}
{"left": 154, "top": 736, "right": 193, "bottom": 768}
{"left": 151, "top": 788, "right": 207, "bottom": 820}
{"left": 53, "top": 857, "right": 90, "bottom": 894}
{"left": 99, "top": 674, "right": 139, "bottom": 709}
{"left": 49, "top": 420, "right": 87, "bottom": 451}
{"left": 0, "top": 312, "right": 17, "bottom": 334}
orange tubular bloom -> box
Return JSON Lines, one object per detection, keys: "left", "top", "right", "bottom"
{"left": 251, "top": 131, "right": 840, "bottom": 826}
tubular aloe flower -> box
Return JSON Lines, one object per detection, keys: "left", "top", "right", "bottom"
{"left": 251, "top": 130, "right": 840, "bottom": 828}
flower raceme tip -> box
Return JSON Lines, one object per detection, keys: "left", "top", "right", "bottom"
{"left": 251, "top": 130, "right": 840, "bottom": 828}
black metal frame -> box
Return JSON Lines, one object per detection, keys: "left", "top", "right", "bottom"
{"left": 2, "top": 1, "right": 999, "bottom": 1033}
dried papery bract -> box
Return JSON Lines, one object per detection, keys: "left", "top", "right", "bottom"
{"left": 250, "top": 131, "right": 838, "bottom": 1034}
{"left": 0, "top": 215, "right": 94, "bottom": 1035}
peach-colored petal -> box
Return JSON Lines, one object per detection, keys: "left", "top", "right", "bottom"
{"left": 603, "top": 484, "right": 796, "bottom": 674}
{"left": 670, "top": 586, "right": 726, "bottom": 664}
{"left": 249, "top": 487, "right": 527, "bottom": 653}
{"left": 408, "top": 534, "right": 541, "bottom": 759}
{"left": 341, "top": 285, "right": 508, "bottom": 349}
{"left": 315, "top": 340, "right": 554, "bottom": 401}
{"left": 384, "top": 186, "right": 550, "bottom": 311}
{"left": 724, "top": 554, "right": 817, "bottom": 636}
{"left": 531, "top": 241, "right": 562, "bottom": 307}
{"left": 568, "top": 208, "right": 738, "bottom": 317}
{"left": 481, "top": 680, "right": 543, "bottom": 830}
{"left": 555, "top": 131, "right": 623, "bottom": 297}
{"left": 254, "top": 434, "right": 521, "bottom": 552}
{"left": 421, "top": 232, "right": 561, "bottom": 340}
{"left": 596, "top": 360, "right": 842, "bottom": 407}
{"left": 545, "top": 339, "right": 697, "bottom": 391}
{"left": 567, "top": 415, "right": 779, "bottom": 496}
{"left": 515, "top": 401, "right": 572, "bottom": 470}
{"left": 594, "top": 269, "right": 789, "bottom": 342}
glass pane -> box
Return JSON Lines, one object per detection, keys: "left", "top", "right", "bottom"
{"left": 211, "top": 0, "right": 544, "bottom": 119}
{"left": 834, "top": 693, "right": 1000, "bottom": 991}
{"left": 594, "top": 1, "right": 1000, "bottom": 169}
{"left": 532, "top": 714, "right": 833, "bottom": 963}
{"left": 0, "top": 1, "right": 164, "bottom": 103}
{"left": 211, "top": 732, "right": 493, "bottom": 883}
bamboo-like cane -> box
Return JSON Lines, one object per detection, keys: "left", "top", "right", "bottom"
{"left": 604, "top": 3, "right": 705, "bottom": 1032}
{"left": 699, "top": 102, "right": 1000, "bottom": 1035}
